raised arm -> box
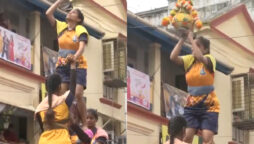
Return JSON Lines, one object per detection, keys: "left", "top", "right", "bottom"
{"left": 45, "top": 0, "right": 64, "bottom": 27}
{"left": 70, "top": 125, "right": 91, "bottom": 143}
{"left": 65, "top": 58, "right": 77, "bottom": 107}
{"left": 170, "top": 38, "right": 185, "bottom": 65}
{"left": 187, "top": 31, "right": 209, "bottom": 65}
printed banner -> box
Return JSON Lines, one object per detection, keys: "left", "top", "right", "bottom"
{"left": 127, "top": 66, "right": 150, "bottom": 110}
{"left": 0, "top": 26, "right": 31, "bottom": 70}
{"left": 42, "top": 46, "right": 58, "bottom": 76}
{"left": 163, "top": 83, "right": 188, "bottom": 119}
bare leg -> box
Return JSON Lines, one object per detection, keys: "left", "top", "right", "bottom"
{"left": 184, "top": 128, "right": 197, "bottom": 143}
{"left": 75, "top": 84, "right": 86, "bottom": 125}
{"left": 202, "top": 129, "right": 214, "bottom": 144}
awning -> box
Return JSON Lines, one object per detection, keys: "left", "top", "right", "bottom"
{"left": 127, "top": 12, "right": 234, "bottom": 75}
{"left": 19, "top": 0, "right": 105, "bottom": 39}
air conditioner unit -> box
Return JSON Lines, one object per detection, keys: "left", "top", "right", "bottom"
{"left": 103, "top": 41, "right": 115, "bottom": 72}
{"left": 232, "top": 77, "right": 245, "bottom": 112}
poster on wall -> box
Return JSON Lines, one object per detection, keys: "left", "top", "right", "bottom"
{"left": 0, "top": 26, "right": 31, "bottom": 70}
{"left": 127, "top": 66, "right": 150, "bottom": 110}
{"left": 42, "top": 46, "right": 58, "bottom": 76}
{"left": 163, "top": 83, "right": 188, "bottom": 119}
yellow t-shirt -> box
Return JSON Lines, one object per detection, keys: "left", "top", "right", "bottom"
{"left": 56, "top": 20, "right": 89, "bottom": 69}
{"left": 181, "top": 54, "right": 220, "bottom": 113}
{"left": 181, "top": 54, "right": 216, "bottom": 72}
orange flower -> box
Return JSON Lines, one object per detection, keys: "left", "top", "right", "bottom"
{"left": 161, "top": 17, "right": 170, "bottom": 26}
{"left": 195, "top": 20, "right": 203, "bottom": 29}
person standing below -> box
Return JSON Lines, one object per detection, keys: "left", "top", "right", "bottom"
{"left": 69, "top": 109, "right": 108, "bottom": 144}
{"left": 86, "top": 109, "right": 108, "bottom": 144}
{"left": 46, "top": 0, "right": 89, "bottom": 125}
{"left": 35, "top": 55, "right": 77, "bottom": 144}
{"left": 165, "top": 116, "right": 187, "bottom": 144}
{"left": 2, "top": 31, "right": 9, "bottom": 59}
{"left": 170, "top": 31, "right": 219, "bottom": 144}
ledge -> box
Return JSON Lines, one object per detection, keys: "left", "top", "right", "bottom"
{"left": 99, "top": 98, "right": 122, "bottom": 109}
{"left": 128, "top": 103, "right": 168, "bottom": 125}
{"left": 0, "top": 59, "right": 45, "bottom": 83}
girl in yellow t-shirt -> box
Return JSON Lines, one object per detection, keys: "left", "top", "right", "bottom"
{"left": 170, "top": 31, "right": 219, "bottom": 144}
{"left": 46, "top": 0, "right": 89, "bottom": 125}
{"left": 35, "top": 57, "right": 77, "bottom": 144}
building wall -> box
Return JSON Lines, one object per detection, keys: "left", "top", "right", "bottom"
{"left": 198, "top": 29, "right": 253, "bottom": 74}
{"left": 74, "top": 0, "right": 127, "bottom": 39}
{"left": 214, "top": 71, "right": 232, "bottom": 143}
{"left": 249, "top": 131, "right": 254, "bottom": 143}
{"left": 0, "top": 1, "right": 42, "bottom": 143}
{"left": 93, "top": 0, "right": 127, "bottom": 21}
{"left": 127, "top": 113, "right": 161, "bottom": 144}
{"left": 85, "top": 36, "right": 126, "bottom": 122}
{"left": 216, "top": 13, "right": 254, "bottom": 53}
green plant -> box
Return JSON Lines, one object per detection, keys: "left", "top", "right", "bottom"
{"left": 2, "top": 106, "right": 16, "bottom": 123}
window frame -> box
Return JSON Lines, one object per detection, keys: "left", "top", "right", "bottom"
{"left": 232, "top": 77, "right": 245, "bottom": 112}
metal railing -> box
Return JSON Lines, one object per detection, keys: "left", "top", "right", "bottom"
{"left": 232, "top": 73, "right": 254, "bottom": 130}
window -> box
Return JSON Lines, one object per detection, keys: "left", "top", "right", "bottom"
{"left": 103, "top": 85, "right": 118, "bottom": 102}
{"left": 101, "top": 117, "right": 122, "bottom": 144}
{"left": 233, "top": 127, "right": 249, "bottom": 144}
{"left": 127, "top": 45, "right": 137, "bottom": 69}
{"left": 103, "top": 38, "right": 126, "bottom": 88}
{"left": 232, "top": 77, "right": 245, "bottom": 112}
{"left": 107, "top": 131, "right": 114, "bottom": 144}
{"left": 103, "top": 41, "right": 115, "bottom": 72}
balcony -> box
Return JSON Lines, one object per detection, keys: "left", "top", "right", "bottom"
{"left": 103, "top": 36, "right": 127, "bottom": 88}
{"left": 232, "top": 73, "right": 254, "bottom": 130}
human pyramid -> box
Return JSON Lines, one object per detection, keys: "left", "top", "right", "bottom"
{"left": 35, "top": 0, "right": 108, "bottom": 144}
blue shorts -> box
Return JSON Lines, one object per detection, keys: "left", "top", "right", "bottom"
{"left": 183, "top": 109, "right": 219, "bottom": 134}
{"left": 56, "top": 66, "right": 87, "bottom": 89}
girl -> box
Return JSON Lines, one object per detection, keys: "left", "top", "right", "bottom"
{"left": 86, "top": 109, "right": 108, "bottom": 144}
{"left": 46, "top": 0, "right": 89, "bottom": 125}
{"left": 70, "top": 109, "right": 108, "bottom": 144}
{"left": 35, "top": 56, "right": 77, "bottom": 144}
{"left": 170, "top": 31, "right": 219, "bottom": 144}
{"left": 165, "top": 116, "right": 187, "bottom": 144}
